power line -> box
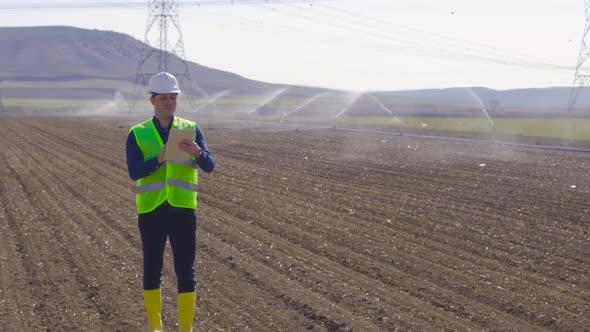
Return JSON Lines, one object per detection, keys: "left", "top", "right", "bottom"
{"left": 195, "top": 5, "right": 566, "bottom": 75}
{"left": 274, "top": 2, "right": 572, "bottom": 73}
{"left": 2, "top": 1, "right": 574, "bottom": 91}
{"left": 2, "top": 0, "right": 571, "bottom": 74}
{"left": 313, "top": 3, "right": 571, "bottom": 72}
{"left": 185, "top": 2, "right": 572, "bottom": 81}
{"left": 0, "top": 0, "right": 317, "bottom": 10}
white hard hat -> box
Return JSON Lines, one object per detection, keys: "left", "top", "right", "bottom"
{"left": 148, "top": 72, "right": 181, "bottom": 94}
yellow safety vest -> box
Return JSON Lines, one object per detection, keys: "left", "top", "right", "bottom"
{"left": 130, "top": 117, "right": 199, "bottom": 214}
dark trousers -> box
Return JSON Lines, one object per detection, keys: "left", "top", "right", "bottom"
{"left": 138, "top": 202, "right": 198, "bottom": 293}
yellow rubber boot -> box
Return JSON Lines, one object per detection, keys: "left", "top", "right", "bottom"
{"left": 177, "top": 292, "right": 196, "bottom": 332}
{"left": 143, "top": 289, "right": 163, "bottom": 332}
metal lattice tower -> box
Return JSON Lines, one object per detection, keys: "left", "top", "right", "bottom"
{"left": 132, "top": 0, "right": 194, "bottom": 108}
{"left": 568, "top": 0, "right": 590, "bottom": 111}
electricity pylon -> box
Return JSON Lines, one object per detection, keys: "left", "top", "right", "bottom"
{"left": 130, "top": 0, "right": 316, "bottom": 109}
{"left": 568, "top": 0, "right": 590, "bottom": 111}
{"left": 131, "top": 0, "right": 194, "bottom": 108}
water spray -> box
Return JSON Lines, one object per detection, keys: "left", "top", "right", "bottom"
{"left": 248, "top": 87, "right": 290, "bottom": 115}
{"left": 80, "top": 90, "right": 128, "bottom": 116}
{"left": 194, "top": 89, "right": 232, "bottom": 113}
{"left": 284, "top": 91, "right": 331, "bottom": 117}
{"left": 466, "top": 88, "right": 496, "bottom": 133}
{"left": 190, "top": 82, "right": 213, "bottom": 104}
{"left": 332, "top": 92, "right": 362, "bottom": 128}
{"left": 369, "top": 94, "right": 402, "bottom": 134}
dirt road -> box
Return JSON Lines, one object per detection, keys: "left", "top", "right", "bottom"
{"left": 0, "top": 115, "right": 588, "bottom": 331}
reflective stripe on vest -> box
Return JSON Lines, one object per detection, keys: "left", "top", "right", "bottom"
{"left": 130, "top": 117, "right": 199, "bottom": 214}
{"left": 136, "top": 178, "right": 199, "bottom": 194}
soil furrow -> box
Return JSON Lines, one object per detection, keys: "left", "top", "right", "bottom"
{"left": 2, "top": 116, "right": 588, "bottom": 331}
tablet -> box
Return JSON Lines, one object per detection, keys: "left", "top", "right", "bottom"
{"left": 166, "top": 129, "right": 195, "bottom": 161}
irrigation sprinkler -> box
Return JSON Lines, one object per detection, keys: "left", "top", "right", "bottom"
{"left": 248, "top": 87, "right": 290, "bottom": 115}
{"left": 194, "top": 89, "right": 232, "bottom": 114}
{"left": 466, "top": 88, "right": 496, "bottom": 134}
{"left": 284, "top": 91, "right": 330, "bottom": 117}
{"left": 332, "top": 92, "right": 361, "bottom": 129}
{"left": 243, "top": 119, "right": 590, "bottom": 153}
{"left": 368, "top": 94, "right": 402, "bottom": 135}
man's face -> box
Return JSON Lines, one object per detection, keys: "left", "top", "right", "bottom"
{"left": 150, "top": 93, "right": 178, "bottom": 117}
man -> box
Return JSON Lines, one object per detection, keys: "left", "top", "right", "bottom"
{"left": 126, "top": 72, "right": 214, "bottom": 332}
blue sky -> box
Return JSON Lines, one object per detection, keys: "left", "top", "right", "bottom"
{"left": 0, "top": 0, "right": 585, "bottom": 91}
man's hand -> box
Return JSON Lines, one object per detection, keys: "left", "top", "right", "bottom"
{"left": 157, "top": 144, "right": 167, "bottom": 164}
{"left": 178, "top": 139, "right": 202, "bottom": 158}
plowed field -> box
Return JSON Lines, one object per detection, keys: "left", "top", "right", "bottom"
{"left": 0, "top": 115, "right": 588, "bottom": 332}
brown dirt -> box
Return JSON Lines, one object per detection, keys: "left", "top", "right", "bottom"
{"left": 0, "top": 115, "right": 588, "bottom": 332}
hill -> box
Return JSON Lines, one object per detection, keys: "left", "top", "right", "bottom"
{"left": 0, "top": 26, "right": 271, "bottom": 96}
{"left": 383, "top": 86, "right": 590, "bottom": 112}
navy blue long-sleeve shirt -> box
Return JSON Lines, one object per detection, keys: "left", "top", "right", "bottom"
{"left": 126, "top": 116, "right": 215, "bottom": 181}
